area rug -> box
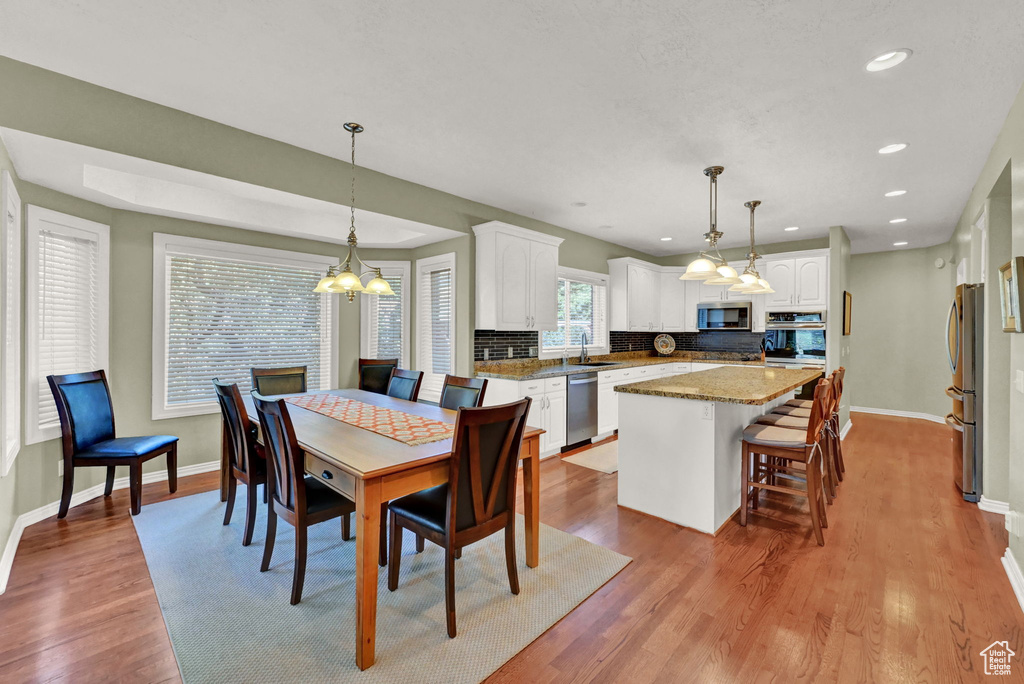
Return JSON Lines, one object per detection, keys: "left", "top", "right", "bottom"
{"left": 562, "top": 441, "right": 619, "bottom": 473}
{"left": 132, "top": 489, "right": 630, "bottom": 683}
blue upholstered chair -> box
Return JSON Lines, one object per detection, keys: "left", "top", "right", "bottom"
{"left": 358, "top": 358, "right": 398, "bottom": 395}
{"left": 250, "top": 366, "right": 307, "bottom": 396}
{"left": 439, "top": 375, "right": 488, "bottom": 410}
{"left": 47, "top": 370, "right": 178, "bottom": 518}
{"left": 386, "top": 369, "right": 424, "bottom": 402}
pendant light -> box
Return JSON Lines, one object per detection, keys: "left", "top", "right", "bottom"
{"left": 681, "top": 166, "right": 739, "bottom": 283}
{"left": 313, "top": 123, "right": 396, "bottom": 302}
{"left": 729, "top": 200, "right": 775, "bottom": 294}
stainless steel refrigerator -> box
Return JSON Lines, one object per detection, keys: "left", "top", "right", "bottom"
{"left": 945, "top": 283, "right": 983, "bottom": 502}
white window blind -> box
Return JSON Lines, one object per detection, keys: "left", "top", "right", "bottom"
{"left": 2, "top": 172, "right": 22, "bottom": 472}
{"left": 542, "top": 269, "right": 609, "bottom": 357}
{"left": 153, "top": 235, "right": 337, "bottom": 419}
{"left": 417, "top": 253, "right": 456, "bottom": 402}
{"left": 25, "top": 207, "right": 110, "bottom": 445}
{"left": 360, "top": 262, "right": 410, "bottom": 368}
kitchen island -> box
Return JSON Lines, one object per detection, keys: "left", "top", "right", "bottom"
{"left": 615, "top": 365, "right": 822, "bottom": 535}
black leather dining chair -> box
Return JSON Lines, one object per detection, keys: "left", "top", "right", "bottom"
{"left": 358, "top": 358, "right": 398, "bottom": 395}
{"left": 439, "top": 375, "right": 488, "bottom": 410}
{"left": 387, "top": 398, "right": 531, "bottom": 637}
{"left": 214, "top": 379, "right": 267, "bottom": 546}
{"left": 386, "top": 369, "right": 424, "bottom": 402}
{"left": 48, "top": 370, "right": 178, "bottom": 518}
{"left": 250, "top": 366, "right": 307, "bottom": 395}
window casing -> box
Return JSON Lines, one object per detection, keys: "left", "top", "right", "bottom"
{"left": 360, "top": 261, "right": 410, "bottom": 368}
{"left": 152, "top": 234, "right": 338, "bottom": 420}
{"left": 1, "top": 172, "right": 22, "bottom": 469}
{"left": 25, "top": 206, "right": 110, "bottom": 445}
{"left": 540, "top": 267, "right": 609, "bottom": 359}
{"left": 416, "top": 253, "right": 456, "bottom": 403}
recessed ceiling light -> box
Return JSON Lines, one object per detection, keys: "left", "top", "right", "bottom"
{"left": 570, "top": 201, "right": 587, "bottom": 207}
{"left": 893, "top": 241, "right": 909, "bottom": 246}
{"left": 660, "top": 237, "right": 672, "bottom": 241}
{"left": 784, "top": 226, "right": 800, "bottom": 232}
{"left": 885, "top": 190, "right": 907, "bottom": 197}
{"left": 879, "top": 143, "right": 908, "bottom": 154}
{"left": 889, "top": 218, "right": 907, "bottom": 223}
{"left": 866, "top": 49, "right": 913, "bottom": 72}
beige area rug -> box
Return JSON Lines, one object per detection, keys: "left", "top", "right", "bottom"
{"left": 132, "top": 489, "right": 631, "bottom": 683}
{"left": 563, "top": 440, "right": 619, "bottom": 473}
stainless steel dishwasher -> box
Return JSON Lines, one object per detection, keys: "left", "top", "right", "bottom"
{"left": 566, "top": 372, "right": 599, "bottom": 447}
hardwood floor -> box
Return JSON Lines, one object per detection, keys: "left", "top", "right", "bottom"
{"left": 0, "top": 413, "right": 1020, "bottom": 682}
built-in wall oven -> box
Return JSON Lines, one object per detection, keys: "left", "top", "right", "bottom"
{"left": 763, "top": 311, "right": 827, "bottom": 368}
{"left": 697, "top": 301, "right": 752, "bottom": 331}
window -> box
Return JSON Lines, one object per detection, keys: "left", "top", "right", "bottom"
{"left": 416, "top": 253, "right": 456, "bottom": 402}
{"left": 1, "top": 172, "right": 22, "bottom": 470}
{"left": 360, "top": 262, "right": 410, "bottom": 368}
{"left": 541, "top": 267, "right": 609, "bottom": 358}
{"left": 25, "top": 206, "right": 110, "bottom": 445}
{"left": 152, "top": 234, "right": 338, "bottom": 420}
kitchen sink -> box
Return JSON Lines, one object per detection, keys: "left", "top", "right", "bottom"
{"left": 576, "top": 361, "right": 621, "bottom": 367}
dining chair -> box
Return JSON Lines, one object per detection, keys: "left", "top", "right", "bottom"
{"left": 250, "top": 366, "right": 307, "bottom": 395}
{"left": 386, "top": 398, "right": 531, "bottom": 638}
{"left": 358, "top": 358, "right": 398, "bottom": 395}
{"left": 214, "top": 379, "right": 267, "bottom": 546}
{"left": 386, "top": 369, "right": 424, "bottom": 402}
{"left": 252, "top": 391, "right": 356, "bottom": 605}
{"left": 439, "top": 375, "right": 488, "bottom": 410}
{"left": 48, "top": 370, "right": 178, "bottom": 518}
{"left": 739, "top": 379, "right": 829, "bottom": 545}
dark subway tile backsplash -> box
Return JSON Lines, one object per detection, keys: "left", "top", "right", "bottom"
{"left": 474, "top": 330, "right": 539, "bottom": 361}
{"left": 609, "top": 330, "right": 765, "bottom": 354}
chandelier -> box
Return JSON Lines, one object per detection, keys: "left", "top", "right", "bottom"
{"left": 729, "top": 200, "right": 775, "bottom": 294}
{"left": 680, "top": 166, "right": 741, "bottom": 284}
{"left": 313, "top": 122, "right": 395, "bottom": 302}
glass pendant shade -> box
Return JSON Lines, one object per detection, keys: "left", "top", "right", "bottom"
{"left": 704, "top": 264, "right": 743, "bottom": 285}
{"left": 680, "top": 257, "right": 719, "bottom": 280}
{"left": 728, "top": 272, "right": 760, "bottom": 292}
{"left": 332, "top": 268, "right": 365, "bottom": 292}
{"left": 365, "top": 275, "right": 395, "bottom": 295}
{"left": 755, "top": 278, "right": 775, "bottom": 294}
{"left": 313, "top": 274, "right": 336, "bottom": 293}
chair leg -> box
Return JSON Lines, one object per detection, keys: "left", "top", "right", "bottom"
{"left": 291, "top": 523, "right": 307, "bottom": 605}
{"left": 379, "top": 502, "right": 389, "bottom": 568}
{"left": 57, "top": 465, "right": 75, "bottom": 519}
{"left": 341, "top": 512, "right": 352, "bottom": 541}
{"left": 750, "top": 452, "right": 760, "bottom": 511}
{"left": 104, "top": 466, "right": 116, "bottom": 497}
{"left": 261, "top": 506, "right": 278, "bottom": 572}
{"left": 242, "top": 481, "right": 257, "bottom": 547}
{"left": 454, "top": 547, "right": 462, "bottom": 559}
{"left": 166, "top": 444, "right": 177, "bottom": 494}
{"left": 806, "top": 456, "right": 825, "bottom": 547}
{"left": 444, "top": 547, "right": 457, "bottom": 638}
{"left": 415, "top": 534, "right": 424, "bottom": 553}
{"left": 129, "top": 461, "right": 142, "bottom": 516}
{"left": 739, "top": 442, "right": 749, "bottom": 527}
{"left": 387, "top": 513, "right": 402, "bottom": 592}
{"left": 263, "top": 483, "right": 269, "bottom": 504}
{"left": 223, "top": 474, "right": 237, "bottom": 525}
{"left": 505, "top": 520, "right": 520, "bottom": 595}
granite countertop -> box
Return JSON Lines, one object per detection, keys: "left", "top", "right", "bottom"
{"left": 474, "top": 352, "right": 764, "bottom": 381}
{"left": 612, "top": 366, "right": 823, "bottom": 405}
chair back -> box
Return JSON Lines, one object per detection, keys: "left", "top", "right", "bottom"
{"left": 252, "top": 392, "right": 306, "bottom": 517}
{"left": 446, "top": 399, "right": 531, "bottom": 534}
{"left": 802, "top": 378, "right": 830, "bottom": 446}
{"left": 359, "top": 358, "right": 398, "bottom": 395}
{"left": 213, "top": 379, "right": 260, "bottom": 477}
{"left": 833, "top": 366, "right": 846, "bottom": 415}
{"left": 439, "top": 375, "right": 488, "bottom": 410}
{"left": 387, "top": 369, "right": 424, "bottom": 402}
{"left": 47, "top": 370, "right": 116, "bottom": 457}
{"left": 250, "top": 366, "right": 307, "bottom": 395}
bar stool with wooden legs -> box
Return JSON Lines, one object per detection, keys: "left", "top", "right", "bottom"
{"left": 740, "top": 379, "right": 830, "bottom": 546}
{"left": 771, "top": 366, "right": 846, "bottom": 485}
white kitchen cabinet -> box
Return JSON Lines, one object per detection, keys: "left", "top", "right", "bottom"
{"left": 659, "top": 269, "right": 686, "bottom": 331}
{"left": 765, "top": 260, "right": 795, "bottom": 307}
{"left": 609, "top": 258, "right": 663, "bottom": 331}
{"left": 751, "top": 294, "right": 766, "bottom": 333}
{"left": 794, "top": 256, "right": 827, "bottom": 307}
{"left": 541, "top": 390, "right": 567, "bottom": 454}
{"left": 597, "top": 382, "right": 617, "bottom": 436}
{"left": 698, "top": 277, "right": 727, "bottom": 303}
{"left": 683, "top": 280, "right": 700, "bottom": 332}
{"left": 473, "top": 222, "right": 564, "bottom": 331}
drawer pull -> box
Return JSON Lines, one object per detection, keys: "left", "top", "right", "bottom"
{"left": 321, "top": 470, "right": 333, "bottom": 480}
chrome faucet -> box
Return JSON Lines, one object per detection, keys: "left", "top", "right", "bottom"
{"left": 579, "top": 330, "right": 590, "bottom": 363}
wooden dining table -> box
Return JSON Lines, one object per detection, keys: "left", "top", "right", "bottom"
{"left": 223, "top": 388, "right": 543, "bottom": 670}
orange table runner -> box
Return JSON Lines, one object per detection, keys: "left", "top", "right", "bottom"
{"left": 285, "top": 394, "right": 454, "bottom": 446}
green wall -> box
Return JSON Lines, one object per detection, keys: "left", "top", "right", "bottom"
{"left": 0, "top": 134, "right": 19, "bottom": 570}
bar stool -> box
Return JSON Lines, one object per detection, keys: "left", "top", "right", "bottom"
{"left": 771, "top": 366, "right": 846, "bottom": 482}
{"left": 740, "top": 379, "right": 830, "bottom": 546}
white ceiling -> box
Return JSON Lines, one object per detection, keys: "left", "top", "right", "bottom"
{"left": 0, "top": 128, "right": 462, "bottom": 248}
{"left": 1, "top": 1, "right": 1022, "bottom": 255}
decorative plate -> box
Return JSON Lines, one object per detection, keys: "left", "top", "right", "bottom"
{"left": 654, "top": 334, "right": 676, "bottom": 356}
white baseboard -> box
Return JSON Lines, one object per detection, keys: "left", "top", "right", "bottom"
{"left": 840, "top": 419, "right": 853, "bottom": 440}
{"left": 0, "top": 459, "right": 218, "bottom": 595}
{"left": 1002, "top": 547, "right": 1024, "bottom": 615}
{"left": 980, "top": 496, "right": 1010, "bottom": 516}
{"left": 851, "top": 406, "right": 945, "bottom": 424}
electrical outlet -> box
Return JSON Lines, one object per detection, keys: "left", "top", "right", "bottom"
{"left": 701, "top": 403, "right": 714, "bottom": 420}
{"left": 507, "top": 346, "right": 513, "bottom": 359}
{"left": 57, "top": 460, "right": 63, "bottom": 477}
{"left": 529, "top": 346, "right": 538, "bottom": 357}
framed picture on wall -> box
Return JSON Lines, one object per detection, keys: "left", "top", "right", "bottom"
{"left": 998, "top": 257, "right": 1024, "bottom": 332}
{"left": 842, "top": 291, "right": 852, "bottom": 335}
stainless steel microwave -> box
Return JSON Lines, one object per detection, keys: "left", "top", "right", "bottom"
{"left": 696, "top": 301, "right": 752, "bottom": 331}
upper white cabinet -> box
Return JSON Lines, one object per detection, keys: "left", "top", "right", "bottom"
{"left": 763, "top": 253, "right": 828, "bottom": 310}
{"left": 474, "top": 222, "right": 563, "bottom": 331}
{"left": 610, "top": 258, "right": 667, "bottom": 331}
{"left": 659, "top": 268, "right": 686, "bottom": 331}
{"left": 765, "top": 260, "right": 795, "bottom": 307}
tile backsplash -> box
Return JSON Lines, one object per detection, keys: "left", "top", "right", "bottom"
{"left": 475, "top": 329, "right": 765, "bottom": 361}
{"left": 474, "top": 330, "right": 539, "bottom": 361}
